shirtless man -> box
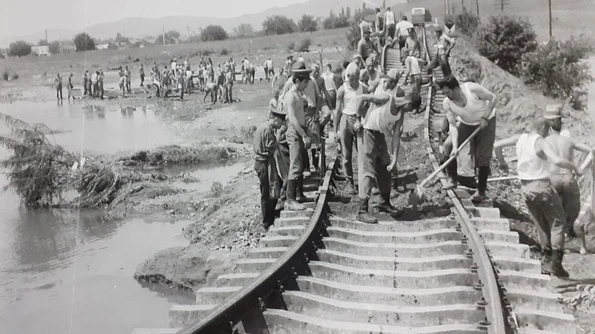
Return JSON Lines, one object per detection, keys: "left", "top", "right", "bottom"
{"left": 272, "top": 68, "right": 288, "bottom": 96}
{"left": 494, "top": 117, "right": 580, "bottom": 277}
{"left": 544, "top": 104, "right": 592, "bottom": 254}
{"left": 284, "top": 61, "right": 312, "bottom": 211}
{"left": 355, "top": 69, "right": 413, "bottom": 223}
{"left": 335, "top": 62, "right": 368, "bottom": 194}
{"left": 402, "top": 27, "right": 421, "bottom": 63}
{"left": 428, "top": 28, "right": 455, "bottom": 77}
{"left": 438, "top": 75, "right": 497, "bottom": 203}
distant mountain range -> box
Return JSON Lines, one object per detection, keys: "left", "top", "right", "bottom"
{"left": 2, "top": 0, "right": 417, "bottom": 47}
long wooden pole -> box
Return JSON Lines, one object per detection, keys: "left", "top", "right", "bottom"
{"left": 476, "top": 0, "right": 480, "bottom": 16}
{"left": 548, "top": 0, "right": 553, "bottom": 38}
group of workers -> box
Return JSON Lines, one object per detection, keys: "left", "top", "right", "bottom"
{"left": 253, "top": 17, "right": 590, "bottom": 279}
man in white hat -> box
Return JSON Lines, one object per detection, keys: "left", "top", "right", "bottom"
{"left": 253, "top": 104, "right": 288, "bottom": 229}
{"left": 354, "top": 69, "right": 413, "bottom": 224}
{"left": 544, "top": 104, "right": 593, "bottom": 248}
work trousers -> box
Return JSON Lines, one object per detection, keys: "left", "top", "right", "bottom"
{"left": 286, "top": 126, "right": 306, "bottom": 180}
{"left": 359, "top": 129, "right": 392, "bottom": 199}
{"left": 339, "top": 114, "right": 363, "bottom": 184}
{"left": 427, "top": 54, "right": 453, "bottom": 77}
{"left": 446, "top": 117, "right": 496, "bottom": 178}
{"left": 521, "top": 179, "right": 566, "bottom": 250}
{"left": 56, "top": 87, "right": 63, "bottom": 100}
{"left": 255, "top": 158, "right": 280, "bottom": 226}
{"left": 550, "top": 173, "right": 581, "bottom": 234}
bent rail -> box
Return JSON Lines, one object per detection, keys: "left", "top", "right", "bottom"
{"left": 177, "top": 155, "right": 338, "bottom": 334}
{"left": 420, "top": 25, "right": 507, "bottom": 334}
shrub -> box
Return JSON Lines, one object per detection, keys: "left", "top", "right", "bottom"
{"left": 474, "top": 15, "right": 537, "bottom": 75}
{"left": 220, "top": 48, "right": 230, "bottom": 56}
{"left": 298, "top": 15, "right": 318, "bottom": 32}
{"left": 74, "top": 33, "right": 96, "bottom": 51}
{"left": 2, "top": 68, "right": 9, "bottom": 81}
{"left": 520, "top": 36, "right": 594, "bottom": 99}
{"left": 287, "top": 40, "right": 295, "bottom": 52}
{"left": 445, "top": 11, "right": 480, "bottom": 36}
{"left": 262, "top": 15, "right": 297, "bottom": 35}
{"left": 11, "top": 73, "right": 19, "bottom": 80}
{"left": 201, "top": 25, "right": 228, "bottom": 42}
{"left": 48, "top": 41, "right": 60, "bottom": 55}
{"left": 296, "top": 38, "right": 311, "bottom": 52}
{"left": 8, "top": 41, "right": 32, "bottom": 57}
{"left": 233, "top": 23, "right": 255, "bottom": 38}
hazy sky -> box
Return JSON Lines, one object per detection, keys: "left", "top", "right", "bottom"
{"left": 1, "top": 0, "right": 308, "bottom": 36}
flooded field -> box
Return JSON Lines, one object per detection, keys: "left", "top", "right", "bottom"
{"left": 0, "top": 101, "right": 244, "bottom": 333}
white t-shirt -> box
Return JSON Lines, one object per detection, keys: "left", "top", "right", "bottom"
{"left": 385, "top": 11, "right": 396, "bottom": 25}
{"left": 396, "top": 20, "right": 414, "bottom": 37}
{"left": 171, "top": 61, "right": 177, "bottom": 70}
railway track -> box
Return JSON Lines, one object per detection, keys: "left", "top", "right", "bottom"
{"left": 133, "top": 25, "right": 578, "bottom": 334}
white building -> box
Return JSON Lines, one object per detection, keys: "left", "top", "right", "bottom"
{"left": 97, "top": 43, "right": 109, "bottom": 50}
{"left": 31, "top": 45, "right": 50, "bottom": 56}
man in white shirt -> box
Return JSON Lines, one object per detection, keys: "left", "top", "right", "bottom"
{"left": 395, "top": 16, "right": 414, "bottom": 55}
{"left": 384, "top": 7, "right": 396, "bottom": 41}
{"left": 359, "top": 19, "right": 373, "bottom": 39}
{"left": 354, "top": 69, "right": 413, "bottom": 224}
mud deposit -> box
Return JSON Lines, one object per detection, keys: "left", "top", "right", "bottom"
{"left": 328, "top": 111, "right": 452, "bottom": 220}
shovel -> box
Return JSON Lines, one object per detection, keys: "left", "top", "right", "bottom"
{"left": 410, "top": 127, "right": 481, "bottom": 204}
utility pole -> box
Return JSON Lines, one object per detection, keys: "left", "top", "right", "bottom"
{"left": 445, "top": 0, "right": 449, "bottom": 15}
{"left": 45, "top": 29, "right": 48, "bottom": 43}
{"left": 548, "top": 0, "right": 553, "bottom": 38}
{"left": 461, "top": 0, "right": 466, "bottom": 12}
{"left": 476, "top": 0, "right": 480, "bottom": 16}
{"left": 162, "top": 26, "right": 166, "bottom": 46}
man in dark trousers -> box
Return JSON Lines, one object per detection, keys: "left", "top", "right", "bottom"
{"left": 54, "top": 73, "right": 63, "bottom": 101}
{"left": 253, "top": 106, "right": 287, "bottom": 229}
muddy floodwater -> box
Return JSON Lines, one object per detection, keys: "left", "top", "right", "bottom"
{"left": 0, "top": 101, "right": 243, "bottom": 333}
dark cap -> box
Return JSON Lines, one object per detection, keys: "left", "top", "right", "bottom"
{"left": 291, "top": 61, "right": 312, "bottom": 78}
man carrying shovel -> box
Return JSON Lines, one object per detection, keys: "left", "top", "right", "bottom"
{"left": 494, "top": 117, "right": 580, "bottom": 277}
{"left": 438, "top": 75, "right": 497, "bottom": 204}
{"left": 354, "top": 69, "right": 413, "bottom": 224}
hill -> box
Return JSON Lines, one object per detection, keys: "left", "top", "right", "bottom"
{"left": 2, "top": 0, "right": 592, "bottom": 47}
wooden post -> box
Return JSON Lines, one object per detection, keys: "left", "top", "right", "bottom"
{"left": 476, "top": 0, "right": 480, "bottom": 16}
{"left": 548, "top": 0, "right": 553, "bottom": 38}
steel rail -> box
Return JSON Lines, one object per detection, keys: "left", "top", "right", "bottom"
{"left": 176, "top": 153, "right": 338, "bottom": 334}
{"left": 420, "top": 25, "right": 507, "bottom": 334}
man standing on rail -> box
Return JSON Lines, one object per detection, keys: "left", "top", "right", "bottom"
{"left": 354, "top": 69, "right": 413, "bottom": 224}
{"left": 438, "top": 75, "right": 498, "bottom": 204}
{"left": 543, "top": 104, "right": 593, "bottom": 241}
{"left": 403, "top": 54, "right": 425, "bottom": 113}
{"left": 284, "top": 61, "right": 313, "bottom": 211}
{"left": 335, "top": 62, "right": 367, "bottom": 195}
{"left": 494, "top": 117, "right": 580, "bottom": 277}
{"left": 253, "top": 104, "right": 287, "bottom": 229}
{"left": 384, "top": 7, "right": 396, "bottom": 41}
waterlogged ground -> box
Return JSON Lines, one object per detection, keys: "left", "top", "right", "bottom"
{"left": 0, "top": 79, "right": 274, "bottom": 333}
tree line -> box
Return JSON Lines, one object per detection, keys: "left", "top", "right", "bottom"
{"left": 4, "top": 5, "right": 369, "bottom": 57}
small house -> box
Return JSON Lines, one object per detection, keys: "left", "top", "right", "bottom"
{"left": 32, "top": 45, "right": 50, "bottom": 56}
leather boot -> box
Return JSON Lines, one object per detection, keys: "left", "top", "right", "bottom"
{"left": 357, "top": 198, "right": 378, "bottom": 224}
{"left": 377, "top": 193, "right": 399, "bottom": 215}
{"left": 540, "top": 247, "right": 553, "bottom": 275}
{"left": 471, "top": 166, "right": 490, "bottom": 203}
{"left": 548, "top": 249, "right": 570, "bottom": 278}
{"left": 296, "top": 176, "right": 307, "bottom": 203}
{"left": 285, "top": 179, "right": 306, "bottom": 211}
{"left": 443, "top": 158, "right": 458, "bottom": 190}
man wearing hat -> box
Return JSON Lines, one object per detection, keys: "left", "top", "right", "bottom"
{"left": 354, "top": 69, "right": 413, "bottom": 224}
{"left": 284, "top": 61, "right": 314, "bottom": 211}
{"left": 358, "top": 31, "right": 378, "bottom": 64}
{"left": 544, "top": 104, "right": 593, "bottom": 243}
{"left": 253, "top": 104, "right": 288, "bottom": 229}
